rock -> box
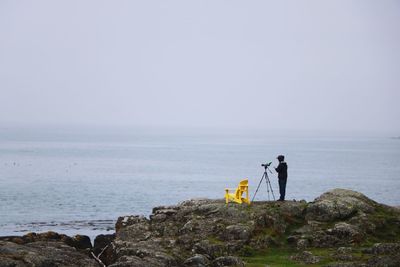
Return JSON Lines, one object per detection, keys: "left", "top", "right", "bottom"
{"left": 72, "top": 234, "right": 92, "bottom": 249}
{"left": 0, "top": 240, "right": 98, "bottom": 267}
{"left": 105, "top": 190, "right": 400, "bottom": 266}
{"left": 110, "top": 239, "right": 179, "bottom": 267}
{"left": 279, "top": 201, "right": 307, "bottom": 218}
{"left": 324, "top": 263, "right": 364, "bottom": 267}
{"left": 94, "top": 233, "right": 116, "bottom": 264}
{"left": 155, "top": 208, "right": 178, "bottom": 216}
{"left": 192, "top": 240, "right": 225, "bottom": 259}
{"left": 222, "top": 224, "right": 253, "bottom": 241}
{"left": 366, "top": 254, "right": 400, "bottom": 267}
{"left": 0, "top": 231, "right": 91, "bottom": 252}
{"left": 331, "top": 222, "right": 363, "bottom": 244}
{"left": 183, "top": 254, "right": 210, "bottom": 266}
{"left": 94, "top": 233, "right": 115, "bottom": 255}
{"left": 150, "top": 213, "right": 168, "bottom": 222}
{"left": 370, "top": 243, "right": 400, "bottom": 255}
{"left": 332, "top": 247, "right": 355, "bottom": 261}
{"left": 116, "top": 217, "right": 151, "bottom": 242}
{"left": 296, "top": 238, "right": 310, "bottom": 250}
{"left": 212, "top": 256, "right": 245, "bottom": 267}
{"left": 306, "top": 189, "right": 375, "bottom": 222}
{"left": 3, "top": 188, "right": 397, "bottom": 266}
{"left": 115, "top": 215, "right": 148, "bottom": 232}
{"left": 290, "top": 250, "right": 321, "bottom": 264}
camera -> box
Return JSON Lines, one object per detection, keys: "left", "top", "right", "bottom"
{"left": 261, "top": 162, "right": 272, "bottom": 167}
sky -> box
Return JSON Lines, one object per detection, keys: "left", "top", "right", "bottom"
{"left": 0, "top": 1, "right": 399, "bottom": 135}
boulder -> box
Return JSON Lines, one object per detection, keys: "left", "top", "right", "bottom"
{"left": 72, "top": 234, "right": 92, "bottom": 249}
{"left": 306, "top": 189, "right": 375, "bottom": 222}
{"left": 93, "top": 233, "right": 115, "bottom": 255}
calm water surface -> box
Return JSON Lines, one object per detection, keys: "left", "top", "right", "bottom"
{"left": 0, "top": 128, "right": 399, "bottom": 239}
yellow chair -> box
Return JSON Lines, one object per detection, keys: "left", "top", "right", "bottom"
{"left": 225, "top": 179, "right": 250, "bottom": 204}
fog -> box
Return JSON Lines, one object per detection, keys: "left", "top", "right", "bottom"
{"left": 1, "top": 1, "right": 399, "bottom": 135}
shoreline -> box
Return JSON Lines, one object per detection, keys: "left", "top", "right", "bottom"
{"left": 1, "top": 189, "right": 400, "bottom": 266}
{"left": 2, "top": 203, "right": 400, "bottom": 243}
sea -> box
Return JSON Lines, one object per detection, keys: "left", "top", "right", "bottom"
{"left": 0, "top": 126, "right": 399, "bottom": 240}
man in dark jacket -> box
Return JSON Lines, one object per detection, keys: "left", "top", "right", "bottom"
{"left": 275, "top": 155, "right": 288, "bottom": 201}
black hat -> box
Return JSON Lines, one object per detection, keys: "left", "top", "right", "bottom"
{"left": 277, "top": 155, "right": 285, "bottom": 161}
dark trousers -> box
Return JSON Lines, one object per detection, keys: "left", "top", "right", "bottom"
{"left": 278, "top": 178, "right": 287, "bottom": 200}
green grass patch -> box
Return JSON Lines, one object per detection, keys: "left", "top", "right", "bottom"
{"left": 242, "top": 247, "right": 336, "bottom": 267}
{"left": 242, "top": 246, "right": 373, "bottom": 267}
{"left": 242, "top": 247, "right": 307, "bottom": 267}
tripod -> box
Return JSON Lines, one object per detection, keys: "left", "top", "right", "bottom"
{"left": 252, "top": 165, "right": 276, "bottom": 201}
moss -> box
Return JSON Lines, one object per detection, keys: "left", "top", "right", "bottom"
{"left": 364, "top": 205, "right": 400, "bottom": 243}
{"left": 207, "top": 236, "right": 223, "bottom": 245}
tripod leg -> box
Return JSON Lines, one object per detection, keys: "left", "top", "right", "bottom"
{"left": 270, "top": 181, "right": 275, "bottom": 200}
{"left": 265, "top": 172, "right": 276, "bottom": 201}
{"left": 263, "top": 172, "right": 270, "bottom": 201}
{"left": 251, "top": 173, "right": 265, "bottom": 202}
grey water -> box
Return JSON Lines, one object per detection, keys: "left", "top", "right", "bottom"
{"left": 1, "top": 127, "right": 399, "bottom": 240}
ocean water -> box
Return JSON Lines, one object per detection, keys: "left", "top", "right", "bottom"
{"left": 0, "top": 127, "right": 399, "bottom": 239}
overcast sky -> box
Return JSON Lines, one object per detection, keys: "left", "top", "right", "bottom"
{"left": 0, "top": 1, "right": 399, "bottom": 134}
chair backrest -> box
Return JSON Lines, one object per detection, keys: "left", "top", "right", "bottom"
{"left": 235, "top": 179, "right": 248, "bottom": 198}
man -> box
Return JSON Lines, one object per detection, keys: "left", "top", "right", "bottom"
{"left": 275, "top": 155, "right": 288, "bottom": 201}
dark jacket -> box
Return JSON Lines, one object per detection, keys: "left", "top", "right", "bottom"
{"left": 275, "top": 162, "right": 288, "bottom": 179}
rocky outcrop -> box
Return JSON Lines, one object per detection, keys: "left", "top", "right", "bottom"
{"left": 105, "top": 189, "right": 400, "bottom": 266}
{"left": 0, "top": 240, "right": 97, "bottom": 267}
{"left": 0, "top": 188, "right": 399, "bottom": 266}
{"left": 0, "top": 231, "right": 92, "bottom": 250}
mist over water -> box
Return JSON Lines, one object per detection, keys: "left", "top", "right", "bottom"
{"left": 0, "top": 127, "right": 399, "bottom": 238}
